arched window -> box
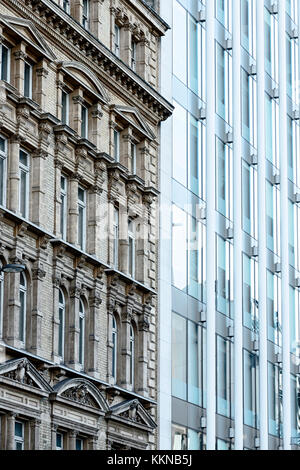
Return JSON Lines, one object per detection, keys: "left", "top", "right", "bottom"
{"left": 19, "top": 272, "right": 27, "bottom": 343}
{"left": 79, "top": 299, "right": 85, "bottom": 367}
{"left": 58, "top": 289, "right": 65, "bottom": 359}
{"left": 0, "top": 262, "right": 3, "bottom": 338}
{"left": 129, "top": 325, "right": 135, "bottom": 387}
{"left": 112, "top": 315, "right": 117, "bottom": 381}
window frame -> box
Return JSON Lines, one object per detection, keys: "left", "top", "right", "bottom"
{"left": 1, "top": 44, "right": 10, "bottom": 83}
{"left": 79, "top": 298, "right": 85, "bottom": 367}
{"left": 77, "top": 186, "right": 86, "bottom": 251}
{"left": 14, "top": 420, "right": 25, "bottom": 450}
{"left": 19, "top": 149, "right": 30, "bottom": 219}
{"left": 112, "top": 315, "right": 117, "bottom": 381}
{"left": 81, "top": 105, "right": 89, "bottom": 139}
{"left": 23, "top": 61, "right": 33, "bottom": 99}
{"left": 19, "top": 272, "right": 27, "bottom": 344}
{"left": 58, "top": 289, "right": 65, "bottom": 360}
{"left": 82, "top": 0, "right": 90, "bottom": 30}
{"left": 114, "top": 25, "right": 120, "bottom": 57}
{"left": 61, "top": 90, "right": 69, "bottom": 126}
{"left": 60, "top": 175, "right": 68, "bottom": 240}
{"left": 129, "top": 324, "right": 135, "bottom": 387}
{"left": 0, "top": 135, "right": 7, "bottom": 207}
{"left": 113, "top": 207, "right": 119, "bottom": 269}
{"left": 128, "top": 219, "right": 135, "bottom": 278}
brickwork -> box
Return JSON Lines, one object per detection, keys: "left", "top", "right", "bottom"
{"left": 0, "top": 0, "right": 172, "bottom": 450}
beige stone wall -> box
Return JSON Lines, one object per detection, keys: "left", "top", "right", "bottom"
{"left": 0, "top": 0, "right": 172, "bottom": 451}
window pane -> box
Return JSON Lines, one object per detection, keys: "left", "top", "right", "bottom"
{"left": 173, "top": 102, "right": 187, "bottom": 187}
{"left": 217, "top": 336, "right": 230, "bottom": 417}
{"left": 172, "top": 313, "right": 187, "bottom": 400}
{"left": 172, "top": 205, "right": 187, "bottom": 291}
{"left": 244, "top": 350, "right": 257, "bottom": 427}
{"left": 15, "top": 422, "right": 23, "bottom": 438}
{"left": 173, "top": 1, "right": 187, "bottom": 85}
{"left": 1, "top": 46, "right": 9, "bottom": 82}
{"left": 188, "top": 321, "right": 201, "bottom": 406}
{"left": 24, "top": 63, "right": 31, "bottom": 98}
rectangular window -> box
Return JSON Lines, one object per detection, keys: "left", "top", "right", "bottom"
{"left": 76, "top": 438, "right": 83, "bottom": 450}
{"left": 265, "top": 9, "right": 278, "bottom": 81}
{"left": 216, "top": 0, "right": 232, "bottom": 32}
{"left": 130, "top": 143, "right": 136, "bottom": 174}
{"left": 188, "top": 321, "right": 206, "bottom": 408}
{"left": 216, "top": 138, "right": 232, "bottom": 220}
{"left": 266, "top": 181, "right": 280, "bottom": 255}
{"left": 216, "top": 236, "right": 233, "bottom": 318}
{"left": 79, "top": 313, "right": 84, "bottom": 366}
{"left": 77, "top": 187, "right": 86, "bottom": 250}
{"left": 243, "top": 253, "right": 259, "bottom": 332}
{"left": 188, "top": 14, "right": 198, "bottom": 95}
{"left": 82, "top": 0, "right": 90, "bottom": 29}
{"left": 267, "top": 270, "right": 282, "bottom": 346}
{"left": 173, "top": 1, "right": 187, "bottom": 85}
{"left": 114, "top": 129, "right": 120, "bottom": 162}
{"left": 114, "top": 25, "right": 120, "bottom": 57}
{"left": 242, "top": 160, "right": 257, "bottom": 238}
{"left": 0, "top": 136, "right": 7, "bottom": 207}
{"left": 113, "top": 207, "right": 119, "bottom": 269}
{"left": 81, "top": 106, "right": 88, "bottom": 139}
{"left": 56, "top": 432, "right": 64, "bottom": 450}
{"left": 291, "top": 374, "right": 300, "bottom": 442}
{"left": 14, "top": 421, "right": 24, "bottom": 450}
{"left": 172, "top": 204, "right": 187, "bottom": 292}
{"left": 188, "top": 215, "right": 206, "bottom": 302}
{"left": 216, "top": 335, "right": 231, "bottom": 417}
{"left": 19, "top": 149, "right": 30, "bottom": 218}
{"left": 290, "top": 286, "right": 300, "bottom": 356}
{"left": 241, "top": 0, "right": 256, "bottom": 58}
{"left": 63, "top": 0, "right": 70, "bottom": 13}
{"left": 216, "top": 42, "right": 232, "bottom": 125}
{"left": 172, "top": 313, "right": 187, "bottom": 400}
{"left": 61, "top": 91, "right": 69, "bottom": 125}
{"left": 24, "top": 62, "right": 32, "bottom": 99}
{"left": 172, "top": 424, "right": 187, "bottom": 451}
{"left": 188, "top": 116, "right": 206, "bottom": 200}
{"left": 268, "top": 362, "right": 282, "bottom": 437}
{"left": 60, "top": 176, "right": 67, "bottom": 240}
{"left": 128, "top": 219, "right": 135, "bottom": 278}
{"left": 173, "top": 101, "right": 187, "bottom": 187}
{"left": 265, "top": 94, "right": 279, "bottom": 167}
{"left": 242, "top": 69, "right": 257, "bottom": 147}
{"left": 131, "top": 39, "right": 136, "bottom": 71}
{"left": 243, "top": 349, "right": 259, "bottom": 428}
{"left": 1, "top": 45, "right": 10, "bottom": 82}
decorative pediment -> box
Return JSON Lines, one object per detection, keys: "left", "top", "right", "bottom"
{"left": 0, "top": 357, "right": 53, "bottom": 392}
{"left": 58, "top": 62, "right": 109, "bottom": 104}
{"left": 107, "top": 399, "right": 156, "bottom": 430}
{"left": 53, "top": 378, "right": 109, "bottom": 412}
{"left": 0, "top": 16, "right": 56, "bottom": 61}
{"left": 113, "top": 106, "right": 156, "bottom": 141}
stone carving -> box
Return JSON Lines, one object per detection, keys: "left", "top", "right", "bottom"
{"left": 3, "top": 359, "right": 35, "bottom": 387}
{"left": 119, "top": 402, "right": 143, "bottom": 424}
{"left": 61, "top": 384, "right": 98, "bottom": 408}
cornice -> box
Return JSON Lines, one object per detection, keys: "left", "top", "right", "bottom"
{"left": 125, "top": 0, "right": 170, "bottom": 34}
{"left": 5, "top": 0, "right": 173, "bottom": 121}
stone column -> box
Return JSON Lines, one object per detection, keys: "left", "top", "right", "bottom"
{"left": 30, "top": 262, "right": 46, "bottom": 356}
{"left": 68, "top": 175, "right": 79, "bottom": 246}
{"left": 7, "top": 271, "right": 21, "bottom": 347}
{"left": 118, "top": 203, "right": 129, "bottom": 275}
{"left": 87, "top": 289, "right": 101, "bottom": 378}
{"left": 136, "top": 200, "right": 150, "bottom": 283}
{"left": 120, "top": 22, "right": 131, "bottom": 65}
{"left": 54, "top": 160, "right": 63, "bottom": 238}
{"left": 69, "top": 430, "right": 77, "bottom": 450}
{"left": 52, "top": 274, "right": 62, "bottom": 362}
{"left": 34, "top": 59, "right": 48, "bottom": 110}
{"left": 56, "top": 72, "right": 65, "bottom": 123}
{"left": 120, "top": 128, "right": 133, "bottom": 171}
{"left": 120, "top": 305, "right": 132, "bottom": 388}
{"left": 6, "top": 412, "right": 16, "bottom": 450}
{"left": 8, "top": 135, "right": 22, "bottom": 214}
{"left": 31, "top": 149, "right": 47, "bottom": 226}
{"left": 51, "top": 424, "right": 58, "bottom": 450}
{"left": 138, "top": 142, "right": 150, "bottom": 182}
{"left": 136, "top": 38, "right": 150, "bottom": 80}
{"left": 68, "top": 280, "right": 81, "bottom": 370}
{"left": 90, "top": 103, "right": 103, "bottom": 150}
{"left": 30, "top": 419, "right": 41, "bottom": 450}
{"left": 12, "top": 42, "right": 26, "bottom": 94}
{"left": 88, "top": 435, "right": 98, "bottom": 450}
{"left": 71, "top": 91, "right": 84, "bottom": 136}
{"left": 71, "top": 0, "right": 83, "bottom": 24}
{"left": 137, "top": 305, "right": 150, "bottom": 395}
{"left": 90, "top": 0, "right": 104, "bottom": 38}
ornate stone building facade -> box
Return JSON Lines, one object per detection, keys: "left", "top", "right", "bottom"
{"left": 0, "top": 0, "right": 172, "bottom": 450}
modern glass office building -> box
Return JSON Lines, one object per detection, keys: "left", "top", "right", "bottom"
{"left": 159, "top": 0, "right": 300, "bottom": 450}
